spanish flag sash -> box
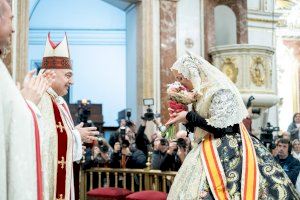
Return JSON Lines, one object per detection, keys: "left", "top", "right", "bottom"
{"left": 240, "top": 123, "right": 259, "bottom": 200}
{"left": 200, "top": 123, "right": 259, "bottom": 200}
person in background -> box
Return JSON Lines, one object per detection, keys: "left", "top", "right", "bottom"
{"left": 83, "top": 138, "right": 112, "bottom": 169}
{"left": 135, "top": 119, "right": 151, "bottom": 157}
{"left": 292, "top": 139, "right": 300, "bottom": 160}
{"left": 270, "top": 142, "right": 278, "bottom": 157}
{"left": 288, "top": 113, "right": 300, "bottom": 141}
{"left": 110, "top": 140, "right": 146, "bottom": 169}
{"left": 151, "top": 138, "right": 168, "bottom": 170}
{"left": 274, "top": 138, "right": 300, "bottom": 185}
{"left": 282, "top": 131, "right": 291, "bottom": 140}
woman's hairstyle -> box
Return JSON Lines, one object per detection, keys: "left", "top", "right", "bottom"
{"left": 293, "top": 112, "right": 300, "bottom": 123}
{"left": 292, "top": 139, "right": 300, "bottom": 146}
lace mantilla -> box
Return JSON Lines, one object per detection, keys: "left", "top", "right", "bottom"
{"left": 171, "top": 52, "right": 248, "bottom": 128}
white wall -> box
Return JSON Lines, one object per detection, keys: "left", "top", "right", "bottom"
{"left": 176, "top": 0, "right": 203, "bottom": 57}
{"left": 214, "top": 5, "right": 237, "bottom": 46}
{"left": 30, "top": 0, "right": 126, "bottom": 29}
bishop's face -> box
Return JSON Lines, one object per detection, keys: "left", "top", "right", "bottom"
{"left": 172, "top": 69, "right": 194, "bottom": 91}
{"left": 0, "top": 1, "right": 14, "bottom": 48}
{"left": 51, "top": 69, "right": 74, "bottom": 96}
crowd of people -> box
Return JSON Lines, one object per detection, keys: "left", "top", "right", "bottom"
{"left": 82, "top": 117, "right": 193, "bottom": 172}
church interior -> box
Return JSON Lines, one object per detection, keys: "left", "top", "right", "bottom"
{"left": 2, "top": 0, "right": 300, "bottom": 198}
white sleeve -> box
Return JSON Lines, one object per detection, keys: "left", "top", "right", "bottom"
{"left": 26, "top": 100, "right": 42, "bottom": 118}
{"left": 207, "top": 89, "right": 242, "bottom": 128}
{"left": 72, "top": 129, "right": 82, "bottom": 162}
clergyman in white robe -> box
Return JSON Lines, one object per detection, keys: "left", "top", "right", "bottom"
{"left": 0, "top": 59, "right": 43, "bottom": 200}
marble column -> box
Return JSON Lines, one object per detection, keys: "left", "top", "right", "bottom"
{"left": 283, "top": 39, "right": 300, "bottom": 111}
{"left": 136, "top": 0, "right": 155, "bottom": 121}
{"left": 14, "top": 0, "right": 30, "bottom": 84}
{"left": 0, "top": 0, "right": 29, "bottom": 83}
{"left": 160, "top": 0, "right": 177, "bottom": 123}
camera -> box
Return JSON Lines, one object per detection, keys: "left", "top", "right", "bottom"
{"left": 160, "top": 138, "right": 168, "bottom": 146}
{"left": 246, "top": 96, "right": 255, "bottom": 108}
{"left": 260, "top": 122, "right": 279, "bottom": 146}
{"left": 97, "top": 138, "right": 109, "bottom": 153}
{"left": 77, "top": 99, "right": 91, "bottom": 124}
{"left": 176, "top": 138, "right": 187, "bottom": 149}
{"left": 125, "top": 109, "right": 134, "bottom": 127}
{"left": 99, "top": 145, "right": 109, "bottom": 153}
{"left": 246, "top": 96, "right": 261, "bottom": 115}
{"left": 120, "top": 127, "right": 126, "bottom": 140}
{"left": 142, "top": 98, "right": 155, "bottom": 121}
{"left": 98, "top": 138, "right": 104, "bottom": 146}
{"left": 252, "top": 108, "right": 261, "bottom": 115}
{"left": 117, "top": 108, "right": 133, "bottom": 127}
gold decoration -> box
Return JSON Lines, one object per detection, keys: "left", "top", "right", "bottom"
{"left": 221, "top": 57, "right": 238, "bottom": 83}
{"left": 250, "top": 57, "right": 267, "bottom": 87}
{"left": 58, "top": 156, "right": 66, "bottom": 169}
{"left": 276, "top": 0, "right": 297, "bottom": 10}
{"left": 57, "top": 194, "right": 64, "bottom": 200}
{"left": 56, "top": 122, "right": 65, "bottom": 133}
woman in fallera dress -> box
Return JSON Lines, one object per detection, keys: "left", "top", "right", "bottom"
{"left": 166, "top": 53, "right": 300, "bottom": 200}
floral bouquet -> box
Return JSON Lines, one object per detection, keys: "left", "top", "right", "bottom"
{"left": 162, "top": 81, "right": 197, "bottom": 139}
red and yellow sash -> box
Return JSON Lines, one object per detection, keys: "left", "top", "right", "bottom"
{"left": 200, "top": 123, "right": 259, "bottom": 200}
{"left": 200, "top": 134, "right": 230, "bottom": 200}
{"left": 240, "top": 123, "right": 259, "bottom": 200}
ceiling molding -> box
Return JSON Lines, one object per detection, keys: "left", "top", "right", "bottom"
{"left": 102, "top": 0, "right": 137, "bottom": 11}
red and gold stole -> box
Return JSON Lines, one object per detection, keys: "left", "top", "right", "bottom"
{"left": 52, "top": 100, "right": 68, "bottom": 200}
{"left": 200, "top": 124, "right": 259, "bottom": 200}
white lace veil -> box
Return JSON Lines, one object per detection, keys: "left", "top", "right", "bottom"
{"left": 171, "top": 52, "right": 248, "bottom": 128}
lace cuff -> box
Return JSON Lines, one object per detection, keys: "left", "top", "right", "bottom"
{"left": 206, "top": 89, "right": 243, "bottom": 128}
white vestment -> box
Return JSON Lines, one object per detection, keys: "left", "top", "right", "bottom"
{"left": 0, "top": 59, "right": 42, "bottom": 200}
{"left": 38, "top": 88, "right": 82, "bottom": 200}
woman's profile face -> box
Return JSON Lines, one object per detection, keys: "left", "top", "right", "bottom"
{"left": 293, "top": 140, "right": 300, "bottom": 153}
{"left": 294, "top": 113, "right": 300, "bottom": 124}
{"left": 172, "top": 69, "right": 194, "bottom": 91}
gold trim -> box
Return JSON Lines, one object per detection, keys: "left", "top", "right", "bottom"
{"left": 58, "top": 157, "right": 66, "bottom": 169}
{"left": 276, "top": 0, "right": 297, "bottom": 10}
{"left": 221, "top": 57, "right": 238, "bottom": 83}
{"left": 56, "top": 194, "right": 64, "bottom": 200}
{"left": 247, "top": 18, "right": 278, "bottom": 23}
{"left": 56, "top": 122, "right": 65, "bottom": 133}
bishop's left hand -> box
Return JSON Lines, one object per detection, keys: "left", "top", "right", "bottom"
{"left": 165, "top": 111, "right": 188, "bottom": 127}
{"left": 75, "top": 122, "right": 99, "bottom": 143}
